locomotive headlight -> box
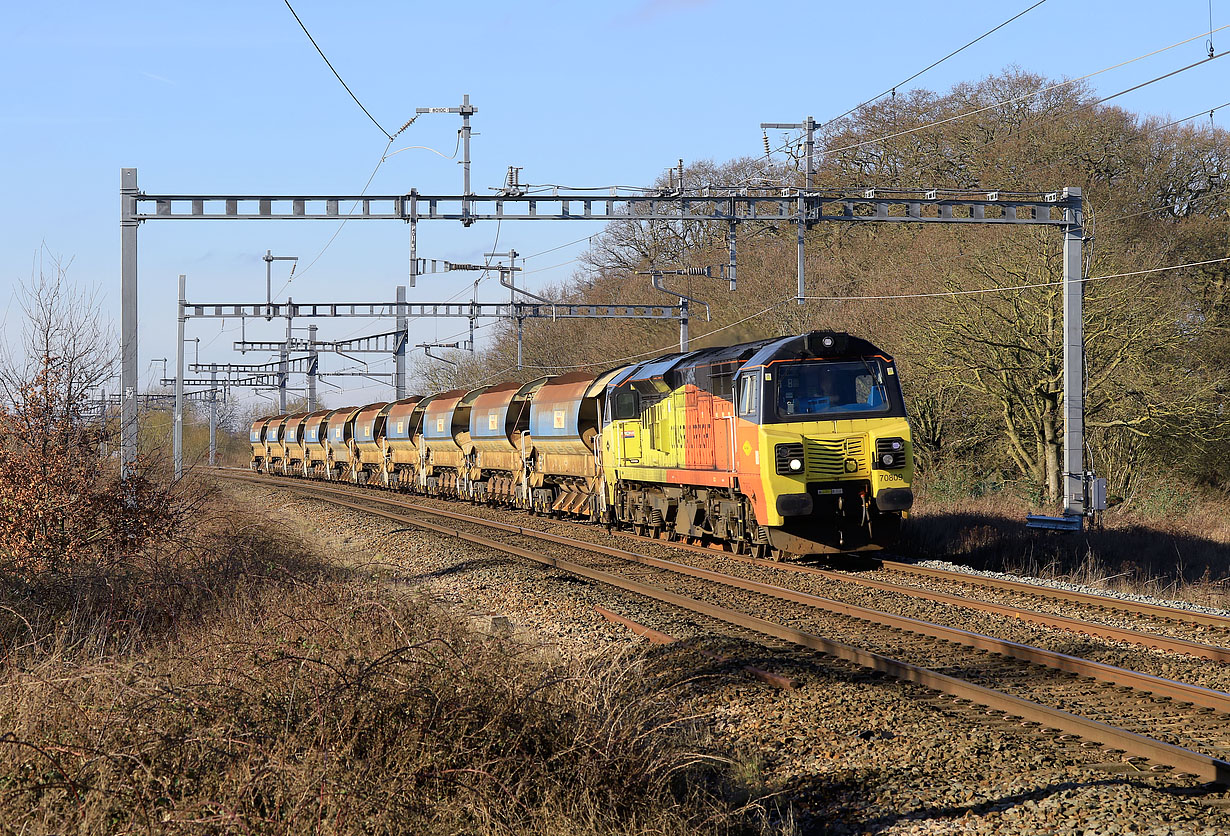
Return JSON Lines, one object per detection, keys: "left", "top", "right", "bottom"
{"left": 775, "top": 443, "right": 806, "bottom": 475}
{"left": 874, "top": 437, "right": 908, "bottom": 470}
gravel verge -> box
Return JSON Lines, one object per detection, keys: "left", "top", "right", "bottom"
{"left": 904, "top": 560, "right": 1230, "bottom": 619}
{"left": 223, "top": 479, "right": 1230, "bottom": 835}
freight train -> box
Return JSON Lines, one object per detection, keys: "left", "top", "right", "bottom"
{"left": 249, "top": 331, "right": 913, "bottom": 558}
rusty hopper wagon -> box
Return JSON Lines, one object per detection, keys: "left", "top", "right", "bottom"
{"left": 249, "top": 416, "right": 272, "bottom": 472}
{"left": 250, "top": 331, "right": 914, "bottom": 559}
{"left": 467, "top": 378, "right": 545, "bottom": 504}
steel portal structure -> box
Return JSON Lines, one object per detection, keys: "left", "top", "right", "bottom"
{"left": 120, "top": 169, "right": 1086, "bottom": 517}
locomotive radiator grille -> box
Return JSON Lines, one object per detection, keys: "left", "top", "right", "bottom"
{"left": 804, "top": 436, "right": 867, "bottom": 478}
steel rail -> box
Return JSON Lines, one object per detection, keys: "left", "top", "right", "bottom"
{"left": 879, "top": 560, "right": 1230, "bottom": 629}
{"left": 219, "top": 472, "right": 1230, "bottom": 783}
{"left": 224, "top": 468, "right": 1230, "bottom": 661}
{"left": 616, "top": 533, "right": 1230, "bottom": 663}
{"left": 222, "top": 473, "right": 1230, "bottom": 712}
{"left": 812, "top": 569, "right": 1230, "bottom": 662}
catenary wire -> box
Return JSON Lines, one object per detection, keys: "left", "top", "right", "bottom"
{"left": 755, "top": 22, "right": 1230, "bottom": 176}
{"left": 522, "top": 234, "right": 598, "bottom": 260}
{"left": 484, "top": 299, "right": 792, "bottom": 377}
{"left": 820, "top": 1, "right": 1050, "bottom": 131}
{"left": 950, "top": 75, "right": 1230, "bottom": 195}
{"left": 383, "top": 130, "right": 462, "bottom": 161}
{"left": 757, "top": 1, "right": 1052, "bottom": 163}
{"left": 1157, "top": 99, "right": 1230, "bottom": 130}
{"left": 272, "top": 136, "right": 395, "bottom": 302}
{"left": 283, "top": 0, "right": 393, "bottom": 140}
{"left": 820, "top": 31, "right": 1230, "bottom": 158}
{"left": 1101, "top": 190, "right": 1226, "bottom": 225}
{"left": 799, "top": 255, "right": 1230, "bottom": 301}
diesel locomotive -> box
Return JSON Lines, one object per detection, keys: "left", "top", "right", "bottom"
{"left": 249, "top": 330, "right": 913, "bottom": 558}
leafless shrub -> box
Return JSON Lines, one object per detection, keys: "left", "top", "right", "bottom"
{"left": 0, "top": 567, "right": 781, "bottom": 835}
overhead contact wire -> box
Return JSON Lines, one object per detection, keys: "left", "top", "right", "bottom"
{"left": 823, "top": 0, "right": 1050, "bottom": 129}
{"left": 283, "top": 0, "right": 393, "bottom": 140}
{"left": 823, "top": 30, "right": 1230, "bottom": 157}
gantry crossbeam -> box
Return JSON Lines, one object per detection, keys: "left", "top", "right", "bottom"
{"left": 133, "top": 189, "right": 1071, "bottom": 226}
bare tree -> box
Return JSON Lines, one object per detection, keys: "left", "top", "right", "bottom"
{"left": 0, "top": 250, "right": 113, "bottom": 419}
{"left": 0, "top": 253, "right": 179, "bottom": 575}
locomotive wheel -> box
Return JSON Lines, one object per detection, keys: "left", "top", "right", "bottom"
{"left": 751, "top": 542, "right": 769, "bottom": 560}
{"left": 633, "top": 523, "right": 646, "bottom": 537}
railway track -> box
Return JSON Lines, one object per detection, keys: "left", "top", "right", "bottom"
{"left": 873, "top": 558, "right": 1230, "bottom": 646}
{"left": 252, "top": 469, "right": 1230, "bottom": 667}
{"left": 220, "top": 470, "right": 1230, "bottom": 783}
{"left": 237, "top": 468, "right": 1230, "bottom": 663}
{"left": 623, "top": 535, "right": 1230, "bottom": 664}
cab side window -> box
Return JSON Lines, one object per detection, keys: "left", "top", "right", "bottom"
{"left": 612, "top": 389, "right": 639, "bottom": 420}
{"left": 738, "top": 373, "right": 759, "bottom": 416}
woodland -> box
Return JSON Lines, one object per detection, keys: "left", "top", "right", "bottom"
{"left": 414, "top": 70, "right": 1230, "bottom": 512}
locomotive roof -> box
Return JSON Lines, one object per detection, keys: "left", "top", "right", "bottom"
{"left": 741, "top": 331, "right": 890, "bottom": 369}
{"left": 604, "top": 331, "right": 888, "bottom": 392}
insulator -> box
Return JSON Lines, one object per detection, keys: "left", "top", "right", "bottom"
{"left": 762, "top": 132, "right": 771, "bottom": 156}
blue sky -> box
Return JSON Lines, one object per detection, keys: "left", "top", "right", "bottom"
{"left": 2, "top": 0, "right": 1227, "bottom": 405}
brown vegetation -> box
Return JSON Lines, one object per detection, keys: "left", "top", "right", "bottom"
{"left": 0, "top": 262, "right": 186, "bottom": 579}
{"left": 0, "top": 511, "right": 776, "bottom": 835}
{"left": 904, "top": 475, "right": 1230, "bottom": 608}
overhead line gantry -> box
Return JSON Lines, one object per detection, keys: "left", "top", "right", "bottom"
{"left": 121, "top": 170, "right": 1089, "bottom": 521}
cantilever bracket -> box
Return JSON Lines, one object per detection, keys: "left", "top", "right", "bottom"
{"left": 498, "top": 268, "right": 554, "bottom": 306}
{"left": 418, "top": 341, "right": 460, "bottom": 366}
{"left": 648, "top": 272, "right": 711, "bottom": 322}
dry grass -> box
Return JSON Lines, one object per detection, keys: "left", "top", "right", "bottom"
{"left": 0, "top": 490, "right": 783, "bottom": 836}
{"left": 902, "top": 475, "right": 1230, "bottom": 608}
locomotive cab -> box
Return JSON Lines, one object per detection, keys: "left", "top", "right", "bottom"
{"left": 600, "top": 330, "right": 913, "bottom": 558}
{"left": 737, "top": 331, "right": 913, "bottom": 555}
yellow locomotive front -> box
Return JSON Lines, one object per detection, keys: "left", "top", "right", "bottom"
{"left": 750, "top": 332, "right": 913, "bottom": 556}
{"left": 601, "top": 330, "right": 912, "bottom": 559}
